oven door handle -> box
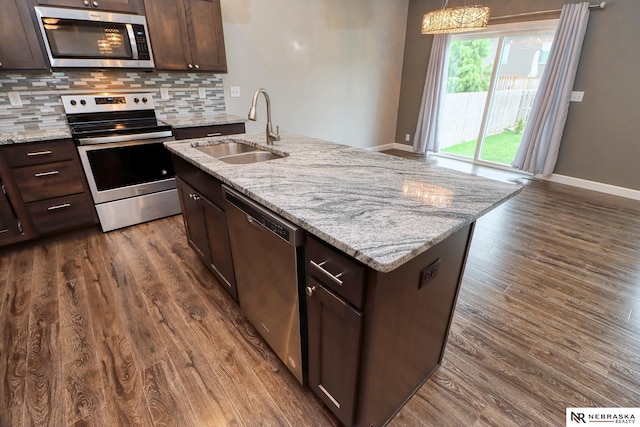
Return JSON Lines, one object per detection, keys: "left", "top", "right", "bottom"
{"left": 77, "top": 130, "right": 173, "bottom": 145}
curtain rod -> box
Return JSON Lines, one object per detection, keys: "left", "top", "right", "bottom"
{"left": 489, "top": 1, "right": 605, "bottom": 21}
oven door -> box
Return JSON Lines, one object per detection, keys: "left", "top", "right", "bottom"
{"left": 77, "top": 136, "right": 175, "bottom": 205}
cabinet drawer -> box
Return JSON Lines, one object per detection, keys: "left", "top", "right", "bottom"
{"left": 3, "top": 139, "right": 76, "bottom": 168}
{"left": 26, "top": 193, "right": 96, "bottom": 235}
{"left": 307, "top": 236, "right": 366, "bottom": 309}
{"left": 172, "top": 123, "right": 246, "bottom": 140}
{"left": 12, "top": 160, "right": 85, "bottom": 203}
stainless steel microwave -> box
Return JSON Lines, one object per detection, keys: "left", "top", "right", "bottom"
{"left": 34, "top": 6, "right": 155, "bottom": 69}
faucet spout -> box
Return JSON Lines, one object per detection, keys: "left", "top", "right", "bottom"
{"left": 248, "top": 88, "right": 280, "bottom": 145}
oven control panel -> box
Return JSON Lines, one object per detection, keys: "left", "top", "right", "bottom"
{"left": 61, "top": 92, "right": 155, "bottom": 114}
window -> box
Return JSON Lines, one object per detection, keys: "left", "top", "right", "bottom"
{"left": 439, "top": 20, "right": 557, "bottom": 167}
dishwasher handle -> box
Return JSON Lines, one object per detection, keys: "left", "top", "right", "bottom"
{"left": 223, "top": 185, "right": 305, "bottom": 247}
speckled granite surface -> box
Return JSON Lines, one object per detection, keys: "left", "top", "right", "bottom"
{"left": 160, "top": 114, "right": 246, "bottom": 128}
{"left": 0, "top": 128, "right": 72, "bottom": 145}
{"left": 166, "top": 132, "right": 521, "bottom": 272}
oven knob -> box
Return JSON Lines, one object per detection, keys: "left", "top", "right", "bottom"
{"left": 70, "top": 100, "right": 77, "bottom": 106}
{"left": 142, "top": 97, "right": 148, "bottom": 103}
{"left": 80, "top": 99, "right": 87, "bottom": 106}
{"left": 134, "top": 97, "right": 139, "bottom": 103}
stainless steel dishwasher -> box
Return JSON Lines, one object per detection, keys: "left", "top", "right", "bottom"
{"left": 223, "top": 186, "right": 306, "bottom": 384}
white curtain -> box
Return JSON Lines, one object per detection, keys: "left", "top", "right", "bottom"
{"left": 512, "top": 2, "right": 590, "bottom": 176}
{"left": 413, "top": 34, "right": 448, "bottom": 153}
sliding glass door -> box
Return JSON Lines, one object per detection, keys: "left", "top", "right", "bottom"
{"left": 439, "top": 21, "right": 557, "bottom": 168}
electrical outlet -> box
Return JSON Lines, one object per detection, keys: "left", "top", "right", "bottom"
{"left": 405, "top": 133, "right": 411, "bottom": 142}
{"left": 419, "top": 258, "right": 441, "bottom": 289}
{"left": 198, "top": 88, "right": 206, "bottom": 99}
{"left": 570, "top": 91, "right": 584, "bottom": 102}
{"left": 8, "top": 92, "right": 22, "bottom": 107}
{"left": 230, "top": 86, "right": 241, "bottom": 98}
{"left": 160, "top": 87, "right": 170, "bottom": 100}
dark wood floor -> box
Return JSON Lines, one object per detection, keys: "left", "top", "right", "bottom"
{"left": 2, "top": 171, "right": 640, "bottom": 426}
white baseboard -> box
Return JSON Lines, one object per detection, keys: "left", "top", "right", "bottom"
{"left": 367, "top": 143, "right": 414, "bottom": 152}
{"left": 544, "top": 174, "right": 640, "bottom": 202}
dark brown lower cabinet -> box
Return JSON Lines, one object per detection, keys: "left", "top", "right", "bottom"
{"left": 176, "top": 176, "right": 238, "bottom": 301}
{"left": 0, "top": 182, "right": 22, "bottom": 243}
{"left": 307, "top": 277, "right": 363, "bottom": 426}
{"left": 306, "top": 224, "right": 475, "bottom": 427}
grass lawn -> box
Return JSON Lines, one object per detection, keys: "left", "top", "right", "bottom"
{"left": 441, "top": 130, "right": 523, "bottom": 165}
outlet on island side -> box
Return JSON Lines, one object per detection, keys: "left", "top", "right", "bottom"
{"left": 405, "top": 133, "right": 411, "bottom": 142}
{"left": 230, "top": 86, "right": 241, "bottom": 98}
{"left": 419, "top": 258, "right": 441, "bottom": 289}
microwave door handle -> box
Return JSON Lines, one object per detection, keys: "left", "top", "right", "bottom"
{"left": 126, "top": 24, "right": 139, "bottom": 60}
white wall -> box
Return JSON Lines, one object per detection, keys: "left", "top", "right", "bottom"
{"left": 220, "top": 0, "right": 409, "bottom": 149}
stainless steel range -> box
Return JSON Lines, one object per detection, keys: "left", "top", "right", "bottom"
{"left": 62, "top": 92, "right": 180, "bottom": 232}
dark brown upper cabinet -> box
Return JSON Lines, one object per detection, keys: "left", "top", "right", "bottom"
{"left": 144, "top": 0, "right": 227, "bottom": 72}
{"left": 0, "top": 0, "right": 48, "bottom": 70}
{"left": 35, "top": 0, "right": 145, "bottom": 13}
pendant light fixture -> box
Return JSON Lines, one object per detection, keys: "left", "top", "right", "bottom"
{"left": 421, "top": 1, "right": 490, "bottom": 34}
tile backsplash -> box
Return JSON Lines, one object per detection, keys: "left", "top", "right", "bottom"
{"left": 0, "top": 71, "right": 226, "bottom": 133}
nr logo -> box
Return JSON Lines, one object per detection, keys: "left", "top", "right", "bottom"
{"left": 571, "top": 412, "right": 586, "bottom": 423}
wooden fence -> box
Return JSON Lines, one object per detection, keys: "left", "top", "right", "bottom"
{"left": 439, "top": 89, "right": 536, "bottom": 149}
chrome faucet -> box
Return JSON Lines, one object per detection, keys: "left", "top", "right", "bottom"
{"left": 248, "top": 88, "right": 280, "bottom": 145}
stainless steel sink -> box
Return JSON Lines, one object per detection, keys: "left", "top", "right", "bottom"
{"left": 193, "top": 140, "right": 286, "bottom": 164}
{"left": 218, "top": 151, "right": 285, "bottom": 164}
{"left": 195, "top": 142, "right": 258, "bottom": 157}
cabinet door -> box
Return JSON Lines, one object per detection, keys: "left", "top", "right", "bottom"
{"left": 0, "top": 0, "right": 48, "bottom": 70}
{"left": 307, "top": 279, "right": 363, "bottom": 426}
{"left": 184, "top": 0, "right": 227, "bottom": 72}
{"left": 0, "top": 182, "right": 21, "bottom": 242}
{"left": 200, "top": 196, "right": 237, "bottom": 301}
{"left": 36, "top": 0, "right": 144, "bottom": 13}
{"left": 176, "top": 178, "right": 211, "bottom": 261}
{"left": 143, "top": 0, "right": 192, "bottom": 70}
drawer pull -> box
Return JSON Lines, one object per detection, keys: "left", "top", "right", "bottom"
{"left": 27, "top": 150, "right": 53, "bottom": 157}
{"left": 47, "top": 203, "right": 71, "bottom": 211}
{"left": 189, "top": 193, "right": 201, "bottom": 201}
{"left": 310, "top": 260, "right": 344, "bottom": 286}
{"left": 34, "top": 170, "right": 60, "bottom": 177}
{"left": 206, "top": 132, "right": 223, "bottom": 137}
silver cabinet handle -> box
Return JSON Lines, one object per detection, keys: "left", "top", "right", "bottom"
{"left": 305, "top": 286, "right": 317, "bottom": 297}
{"left": 27, "top": 150, "right": 52, "bottom": 157}
{"left": 310, "top": 260, "right": 344, "bottom": 286}
{"left": 206, "top": 133, "right": 222, "bottom": 137}
{"left": 34, "top": 170, "right": 60, "bottom": 177}
{"left": 189, "top": 193, "right": 201, "bottom": 201}
{"left": 48, "top": 203, "right": 71, "bottom": 211}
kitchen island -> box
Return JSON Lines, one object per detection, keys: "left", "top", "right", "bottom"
{"left": 165, "top": 132, "right": 521, "bottom": 426}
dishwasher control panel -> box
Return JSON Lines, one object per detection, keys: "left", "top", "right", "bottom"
{"left": 224, "top": 187, "right": 304, "bottom": 246}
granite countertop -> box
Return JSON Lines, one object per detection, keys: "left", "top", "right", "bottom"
{"left": 160, "top": 113, "right": 246, "bottom": 129}
{"left": 165, "top": 132, "right": 521, "bottom": 273}
{"left": 0, "top": 128, "right": 72, "bottom": 145}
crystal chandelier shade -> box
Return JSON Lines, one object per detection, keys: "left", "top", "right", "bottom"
{"left": 422, "top": 5, "right": 490, "bottom": 34}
